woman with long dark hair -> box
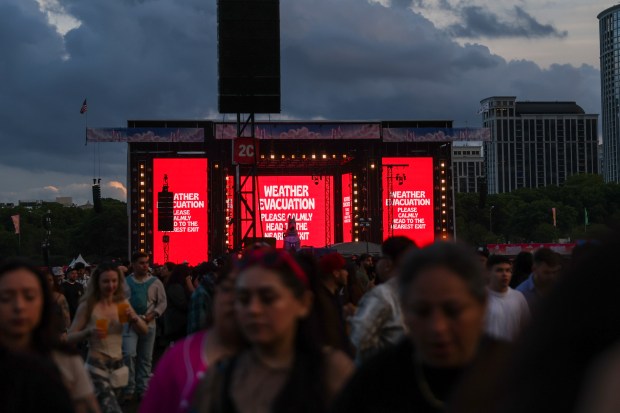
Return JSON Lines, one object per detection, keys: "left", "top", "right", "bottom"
{"left": 0, "top": 259, "right": 100, "bottom": 413}
{"left": 192, "top": 249, "right": 354, "bottom": 413}
{"left": 333, "top": 242, "right": 503, "bottom": 413}
{"left": 46, "top": 270, "right": 71, "bottom": 339}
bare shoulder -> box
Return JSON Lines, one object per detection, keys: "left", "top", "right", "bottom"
{"left": 322, "top": 347, "right": 355, "bottom": 399}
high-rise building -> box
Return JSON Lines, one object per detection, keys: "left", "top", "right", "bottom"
{"left": 452, "top": 142, "right": 485, "bottom": 193}
{"left": 481, "top": 96, "right": 598, "bottom": 194}
{"left": 599, "top": 5, "right": 620, "bottom": 182}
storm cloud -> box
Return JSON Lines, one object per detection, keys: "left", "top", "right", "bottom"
{"left": 450, "top": 6, "right": 568, "bottom": 39}
{"left": 0, "top": 0, "right": 599, "bottom": 203}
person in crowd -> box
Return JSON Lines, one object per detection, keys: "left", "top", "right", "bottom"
{"left": 484, "top": 255, "right": 529, "bottom": 341}
{"left": 0, "top": 259, "right": 100, "bottom": 413}
{"left": 447, "top": 233, "right": 620, "bottom": 413}
{"left": 334, "top": 242, "right": 505, "bottom": 413}
{"left": 355, "top": 253, "right": 374, "bottom": 291}
{"left": 158, "top": 262, "right": 176, "bottom": 285}
{"left": 312, "top": 252, "right": 353, "bottom": 356}
{"left": 516, "top": 247, "right": 562, "bottom": 311}
{"left": 74, "top": 262, "right": 89, "bottom": 287}
{"left": 68, "top": 262, "right": 148, "bottom": 413}
{"left": 192, "top": 249, "right": 354, "bottom": 413}
{"left": 475, "top": 246, "right": 490, "bottom": 269}
{"left": 373, "top": 255, "right": 392, "bottom": 285}
{"left": 163, "top": 264, "right": 192, "bottom": 345}
{"left": 344, "top": 260, "right": 364, "bottom": 307}
{"left": 349, "top": 236, "right": 415, "bottom": 364}
{"left": 510, "top": 251, "right": 533, "bottom": 288}
{"left": 122, "top": 252, "right": 167, "bottom": 403}
{"left": 153, "top": 262, "right": 175, "bottom": 352}
{"left": 46, "top": 270, "right": 71, "bottom": 339}
{"left": 139, "top": 260, "right": 243, "bottom": 413}
{"left": 53, "top": 266, "right": 66, "bottom": 289}
{"left": 187, "top": 261, "right": 218, "bottom": 335}
{"left": 64, "top": 266, "right": 84, "bottom": 320}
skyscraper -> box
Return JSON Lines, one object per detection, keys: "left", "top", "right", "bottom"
{"left": 481, "top": 96, "right": 598, "bottom": 194}
{"left": 599, "top": 5, "right": 620, "bottom": 182}
{"left": 452, "top": 143, "right": 485, "bottom": 193}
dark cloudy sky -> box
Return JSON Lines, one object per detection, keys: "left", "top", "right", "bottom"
{"left": 0, "top": 0, "right": 607, "bottom": 204}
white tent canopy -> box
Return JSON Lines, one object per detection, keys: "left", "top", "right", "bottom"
{"left": 330, "top": 242, "right": 381, "bottom": 257}
{"left": 68, "top": 254, "right": 90, "bottom": 268}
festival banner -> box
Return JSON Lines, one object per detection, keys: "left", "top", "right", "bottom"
{"left": 487, "top": 243, "right": 575, "bottom": 256}
{"left": 87, "top": 128, "right": 204, "bottom": 143}
{"left": 383, "top": 127, "right": 491, "bottom": 142}
{"left": 216, "top": 122, "right": 381, "bottom": 140}
{"left": 11, "top": 215, "right": 19, "bottom": 234}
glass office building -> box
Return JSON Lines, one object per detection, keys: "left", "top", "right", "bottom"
{"left": 599, "top": 5, "right": 620, "bottom": 182}
{"left": 481, "top": 96, "right": 598, "bottom": 194}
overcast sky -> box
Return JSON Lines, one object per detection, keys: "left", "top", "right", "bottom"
{"left": 0, "top": 0, "right": 611, "bottom": 204}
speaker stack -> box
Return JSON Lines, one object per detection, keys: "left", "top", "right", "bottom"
{"left": 158, "top": 188, "right": 174, "bottom": 232}
{"left": 217, "top": 0, "right": 281, "bottom": 114}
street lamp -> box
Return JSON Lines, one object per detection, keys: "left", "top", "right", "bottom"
{"left": 489, "top": 205, "right": 495, "bottom": 233}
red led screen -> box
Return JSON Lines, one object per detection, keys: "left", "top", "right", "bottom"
{"left": 342, "top": 173, "right": 353, "bottom": 243}
{"left": 382, "top": 157, "right": 434, "bottom": 246}
{"left": 153, "top": 158, "right": 208, "bottom": 265}
{"left": 231, "top": 175, "right": 334, "bottom": 248}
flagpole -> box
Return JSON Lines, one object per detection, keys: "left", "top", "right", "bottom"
{"left": 84, "top": 97, "right": 88, "bottom": 146}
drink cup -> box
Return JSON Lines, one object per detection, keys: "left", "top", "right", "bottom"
{"left": 117, "top": 302, "right": 130, "bottom": 324}
{"left": 95, "top": 319, "right": 109, "bottom": 339}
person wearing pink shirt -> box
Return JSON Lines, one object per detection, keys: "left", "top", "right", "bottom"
{"left": 139, "top": 264, "right": 242, "bottom": 413}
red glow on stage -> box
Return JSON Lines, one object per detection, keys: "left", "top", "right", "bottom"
{"left": 153, "top": 158, "right": 208, "bottom": 265}
{"left": 231, "top": 175, "right": 334, "bottom": 248}
{"left": 342, "top": 174, "right": 353, "bottom": 242}
{"left": 382, "top": 157, "right": 435, "bottom": 247}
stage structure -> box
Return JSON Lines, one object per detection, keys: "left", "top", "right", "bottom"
{"left": 87, "top": 121, "right": 490, "bottom": 264}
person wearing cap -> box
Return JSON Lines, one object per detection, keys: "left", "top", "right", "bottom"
{"left": 476, "top": 246, "right": 490, "bottom": 268}
{"left": 313, "top": 252, "right": 354, "bottom": 357}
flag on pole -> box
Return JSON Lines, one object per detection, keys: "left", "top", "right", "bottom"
{"left": 552, "top": 208, "right": 557, "bottom": 227}
{"left": 80, "top": 99, "right": 87, "bottom": 114}
{"left": 585, "top": 208, "right": 589, "bottom": 226}
{"left": 11, "top": 215, "right": 19, "bottom": 234}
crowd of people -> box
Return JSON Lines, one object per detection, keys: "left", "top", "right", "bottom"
{"left": 1, "top": 234, "right": 619, "bottom": 413}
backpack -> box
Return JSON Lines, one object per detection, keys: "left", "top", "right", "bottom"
{"left": 126, "top": 276, "right": 158, "bottom": 315}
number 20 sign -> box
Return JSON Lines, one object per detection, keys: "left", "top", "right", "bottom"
{"left": 233, "top": 138, "right": 259, "bottom": 165}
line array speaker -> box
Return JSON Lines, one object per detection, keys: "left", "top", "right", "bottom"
{"left": 158, "top": 191, "right": 174, "bottom": 232}
{"left": 217, "top": 0, "right": 281, "bottom": 113}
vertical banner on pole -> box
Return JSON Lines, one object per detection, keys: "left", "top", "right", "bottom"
{"left": 11, "top": 215, "right": 20, "bottom": 234}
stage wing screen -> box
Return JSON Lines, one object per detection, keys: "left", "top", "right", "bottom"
{"left": 237, "top": 175, "right": 334, "bottom": 248}
{"left": 382, "top": 157, "right": 434, "bottom": 246}
{"left": 342, "top": 173, "right": 353, "bottom": 243}
{"left": 153, "top": 158, "right": 208, "bottom": 265}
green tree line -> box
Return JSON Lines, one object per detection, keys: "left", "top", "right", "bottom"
{"left": 0, "top": 198, "right": 128, "bottom": 266}
{"left": 455, "top": 174, "right": 620, "bottom": 245}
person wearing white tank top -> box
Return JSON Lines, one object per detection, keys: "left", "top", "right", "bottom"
{"left": 68, "top": 263, "right": 148, "bottom": 413}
